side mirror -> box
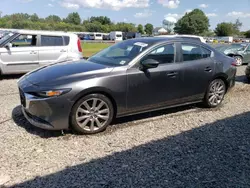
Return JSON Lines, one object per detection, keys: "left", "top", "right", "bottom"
{"left": 140, "top": 59, "right": 159, "bottom": 70}
{"left": 5, "top": 43, "right": 12, "bottom": 49}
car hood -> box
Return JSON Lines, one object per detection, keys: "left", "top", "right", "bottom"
{"left": 23, "top": 60, "right": 113, "bottom": 86}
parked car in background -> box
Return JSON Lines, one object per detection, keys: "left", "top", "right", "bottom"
{"left": 89, "top": 33, "right": 103, "bottom": 40}
{"left": 110, "top": 31, "right": 123, "bottom": 41}
{"left": 155, "top": 34, "right": 206, "bottom": 43}
{"left": 0, "top": 30, "right": 83, "bottom": 75}
{"left": 215, "top": 43, "right": 250, "bottom": 66}
{"left": 102, "top": 34, "right": 110, "bottom": 40}
{"left": 18, "top": 37, "right": 236, "bottom": 134}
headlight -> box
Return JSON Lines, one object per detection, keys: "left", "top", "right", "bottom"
{"left": 30, "top": 89, "right": 71, "bottom": 98}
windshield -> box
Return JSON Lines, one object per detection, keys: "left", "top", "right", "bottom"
{"left": 88, "top": 40, "right": 152, "bottom": 66}
{"left": 0, "top": 32, "right": 14, "bottom": 45}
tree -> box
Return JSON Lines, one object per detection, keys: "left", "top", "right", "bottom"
{"left": 144, "top": 23, "right": 153, "bottom": 35}
{"left": 214, "top": 22, "right": 235, "bottom": 36}
{"left": 233, "top": 19, "right": 242, "bottom": 35}
{"left": 174, "top": 9, "right": 209, "bottom": 35}
{"left": 89, "top": 16, "right": 112, "bottom": 25}
{"left": 30, "top": 13, "right": 39, "bottom": 22}
{"left": 64, "top": 12, "right": 81, "bottom": 25}
{"left": 245, "top": 30, "right": 250, "bottom": 38}
{"left": 46, "top": 15, "right": 62, "bottom": 23}
{"left": 137, "top": 24, "right": 144, "bottom": 34}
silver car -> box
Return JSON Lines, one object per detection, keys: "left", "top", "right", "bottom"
{"left": 0, "top": 30, "right": 83, "bottom": 75}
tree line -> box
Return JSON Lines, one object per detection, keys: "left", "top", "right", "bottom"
{"left": 174, "top": 9, "right": 249, "bottom": 38}
{"left": 0, "top": 12, "right": 154, "bottom": 35}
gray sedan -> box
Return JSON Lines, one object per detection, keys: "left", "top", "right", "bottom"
{"left": 18, "top": 37, "right": 237, "bottom": 134}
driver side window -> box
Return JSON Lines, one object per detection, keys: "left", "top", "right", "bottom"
{"left": 11, "top": 35, "right": 37, "bottom": 47}
{"left": 143, "top": 43, "right": 175, "bottom": 64}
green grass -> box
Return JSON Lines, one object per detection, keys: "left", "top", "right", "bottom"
{"left": 81, "top": 42, "right": 112, "bottom": 57}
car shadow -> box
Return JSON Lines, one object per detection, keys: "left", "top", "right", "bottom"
{"left": 0, "top": 74, "right": 24, "bottom": 80}
{"left": 235, "top": 75, "right": 249, "bottom": 84}
{"left": 10, "top": 111, "right": 250, "bottom": 188}
{"left": 12, "top": 104, "right": 200, "bottom": 138}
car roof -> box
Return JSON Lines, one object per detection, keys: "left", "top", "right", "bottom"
{"left": 8, "top": 29, "right": 75, "bottom": 36}
{"left": 127, "top": 37, "right": 204, "bottom": 45}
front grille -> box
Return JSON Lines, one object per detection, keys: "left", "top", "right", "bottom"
{"left": 19, "top": 88, "right": 26, "bottom": 107}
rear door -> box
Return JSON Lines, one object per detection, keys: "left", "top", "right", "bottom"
{"left": 38, "top": 35, "right": 67, "bottom": 67}
{"left": 0, "top": 34, "right": 39, "bottom": 74}
{"left": 178, "top": 42, "right": 215, "bottom": 100}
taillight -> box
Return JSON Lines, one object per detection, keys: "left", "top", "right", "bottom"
{"left": 231, "top": 61, "right": 237, "bottom": 66}
{"left": 77, "top": 38, "right": 82, "bottom": 52}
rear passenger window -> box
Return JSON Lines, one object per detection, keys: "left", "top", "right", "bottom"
{"left": 41, "top": 36, "right": 63, "bottom": 46}
{"left": 181, "top": 44, "right": 202, "bottom": 61}
{"left": 201, "top": 47, "right": 211, "bottom": 58}
{"left": 63, "top": 36, "right": 70, "bottom": 45}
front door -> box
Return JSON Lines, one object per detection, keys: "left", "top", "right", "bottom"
{"left": 126, "top": 43, "right": 183, "bottom": 113}
{"left": 0, "top": 34, "right": 39, "bottom": 74}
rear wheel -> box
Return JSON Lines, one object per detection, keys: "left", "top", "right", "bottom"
{"left": 234, "top": 56, "right": 243, "bottom": 66}
{"left": 71, "top": 94, "right": 114, "bottom": 134}
{"left": 203, "top": 79, "right": 226, "bottom": 108}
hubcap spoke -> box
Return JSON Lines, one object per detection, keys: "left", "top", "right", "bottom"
{"left": 77, "top": 108, "right": 89, "bottom": 114}
{"left": 90, "top": 119, "right": 95, "bottom": 131}
{"left": 80, "top": 117, "right": 91, "bottom": 127}
{"left": 98, "top": 109, "right": 109, "bottom": 114}
{"left": 95, "top": 118, "right": 102, "bottom": 128}
{"left": 96, "top": 101, "right": 105, "bottom": 111}
{"left": 97, "top": 114, "right": 109, "bottom": 120}
{"left": 92, "top": 98, "right": 97, "bottom": 109}
{"left": 83, "top": 101, "right": 91, "bottom": 111}
{"left": 77, "top": 115, "right": 90, "bottom": 122}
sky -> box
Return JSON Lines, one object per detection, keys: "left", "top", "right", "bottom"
{"left": 1, "top": 0, "right": 250, "bottom": 31}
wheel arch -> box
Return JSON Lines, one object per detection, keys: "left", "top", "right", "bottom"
{"left": 211, "top": 73, "right": 229, "bottom": 92}
{"left": 71, "top": 87, "right": 118, "bottom": 118}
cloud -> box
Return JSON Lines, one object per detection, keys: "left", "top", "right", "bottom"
{"left": 199, "top": 4, "right": 208, "bottom": 8}
{"left": 60, "top": 0, "right": 150, "bottom": 11}
{"left": 164, "top": 9, "right": 192, "bottom": 20}
{"left": 134, "top": 9, "right": 154, "bottom": 18}
{"left": 48, "top": 3, "right": 54, "bottom": 7}
{"left": 206, "top": 13, "right": 217, "bottom": 17}
{"left": 158, "top": 0, "right": 180, "bottom": 9}
{"left": 227, "top": 11, "right": 250, "bottom": 18}
{"left": 17, "top": 0, "right": 33, "bottom": 2}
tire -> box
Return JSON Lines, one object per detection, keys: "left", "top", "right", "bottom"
{"left": 203, "top": 79, "right": 226, "bottom": 108}
{"left": 70, "top": 94, "right": 114, "bottom": 134}
{"left": 234, "top": 56, "right": 243, "bottom": 66}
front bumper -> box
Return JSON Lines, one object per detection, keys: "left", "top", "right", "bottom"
{"left": 18, "top": 86, "right": 74, "bottom": 131}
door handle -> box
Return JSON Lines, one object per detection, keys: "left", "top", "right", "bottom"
{"left": 167, "top": 72, "right": 178, "bottom": 77}
{"left": 204, "top": 67, "right": 212, "bottom": 72}
{"left": 30, "top": 51, "right": 37, "bottom": 55}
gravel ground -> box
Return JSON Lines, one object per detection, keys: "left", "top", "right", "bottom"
{"left": 0, "top": 66, "right": 250, "bottom": 188}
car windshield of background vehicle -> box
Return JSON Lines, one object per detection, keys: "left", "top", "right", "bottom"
{"left": 0, "top": 32, "right": 14, "bottom": 45}
{"left": 88, "top": 40, "right": 153, "bottom": 66}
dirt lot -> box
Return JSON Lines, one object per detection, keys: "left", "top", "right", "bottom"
{"left": 0, "top": 66, "right": 250, "bottom": 188}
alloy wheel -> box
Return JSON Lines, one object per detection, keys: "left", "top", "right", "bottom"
{"left": 76, "top": 98, "right": 110, "bottom": 132}
{"left": 208, "top": 80, "right": 225, "bottom": 106}
{"left": 235, "top": 56, "right": 243, "bottom": 66}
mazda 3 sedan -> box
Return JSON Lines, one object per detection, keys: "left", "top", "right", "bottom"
{"left": 18, "top": 37, "right": 237, "bottom": 134}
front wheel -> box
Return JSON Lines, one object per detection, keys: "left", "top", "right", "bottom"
{"left": 203, "top": 79, "right": 226, "bottom": 108}
{"left": 70, "top": 94, "right": 114, "bottom": 134}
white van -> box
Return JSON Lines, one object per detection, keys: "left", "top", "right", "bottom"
{"left": 0, "top": 30, "right": 83, "bottom": 75}
{"left": 110, "top": 31, "right": 123, "bottom": 41}
{"left": 89, "top": 33, "right": 103, "bottom": 40}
